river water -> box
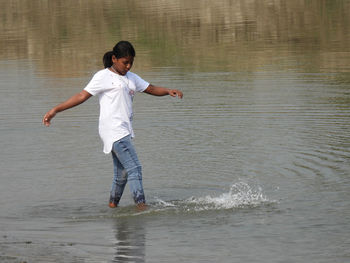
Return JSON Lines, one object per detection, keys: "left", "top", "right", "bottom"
{"left": 0, "top": 1, "right": 349, "bottom": 262}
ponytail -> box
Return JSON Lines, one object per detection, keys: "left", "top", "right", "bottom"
{"left": 103, "top": 51, "right": 114, "bottom": 68}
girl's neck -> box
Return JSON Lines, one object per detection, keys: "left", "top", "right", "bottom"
{"left": 110, "top": 65, "right": 122, "bottom": 75}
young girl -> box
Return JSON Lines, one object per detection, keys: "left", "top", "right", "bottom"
{"left": 43, "top": 41, "right": 183, "bottom": 209}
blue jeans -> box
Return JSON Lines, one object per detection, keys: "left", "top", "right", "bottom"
{"left": 110, "top": 135, "right": 145, "bottom": 205}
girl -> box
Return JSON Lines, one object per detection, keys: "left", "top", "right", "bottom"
{"left": 43, "top": 41, "right": 183, "bottom": 209}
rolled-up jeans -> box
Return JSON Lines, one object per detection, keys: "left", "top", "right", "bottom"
{"left": 110, "top": 135, "right": 145, "bottom": 205}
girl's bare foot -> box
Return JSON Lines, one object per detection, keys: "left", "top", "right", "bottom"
{"left": 136, "top": 203, "right": 148, "bottom": 211}
{"left": 109, "top": 202, "right": 117, "bottom": 208}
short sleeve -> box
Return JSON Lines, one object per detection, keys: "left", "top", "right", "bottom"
{"left": 84, "top": 70, "right": 106, "bottom": 96}
{"left": 128, "top": 72, "right": 150, "bottom": 92}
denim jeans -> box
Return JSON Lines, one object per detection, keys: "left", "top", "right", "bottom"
{"left": 110, "top": 135, "right": 145, "bottom": 205}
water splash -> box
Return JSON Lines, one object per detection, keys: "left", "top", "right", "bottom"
{"left": 154, "top": 182, "right": 273, "bottom": 213}
{"left": 184, "top": 182, "right": 270, "bottom": 211}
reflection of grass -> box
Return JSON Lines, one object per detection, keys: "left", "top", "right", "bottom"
{"left": 0, "top": 0, "right": 349, "bottom": 76}
{"left": 136, "top": 32, "right": 180, "bottom": 68}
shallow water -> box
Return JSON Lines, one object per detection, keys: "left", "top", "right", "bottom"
{"left": 1, "top": 1, "right": 350, "bottom": 262}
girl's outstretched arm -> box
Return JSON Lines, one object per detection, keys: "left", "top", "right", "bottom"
{"left": 43, "top": 90, "right": 92, "bottom": 127}
{"left": 144, "top": 84, "right": 183, "bottom": 98}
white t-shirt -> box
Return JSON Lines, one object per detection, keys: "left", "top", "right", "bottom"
{"left": 84, "top": 68, "right": 149, "bottom": 154}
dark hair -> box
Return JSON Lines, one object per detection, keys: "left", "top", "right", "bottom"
{"left": 103, "top": 41, "right": 136, "bottom": 68}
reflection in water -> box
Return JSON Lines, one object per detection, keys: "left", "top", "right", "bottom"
{"left": 0, "top": 0, "right": 349, "bottom": 76}
{"left": 113, "top": 217, "right": 146, "bottom": 263}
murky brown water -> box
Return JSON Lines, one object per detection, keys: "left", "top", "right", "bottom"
{"left": 1, "top": 1, "right": 349, "bottom": 262}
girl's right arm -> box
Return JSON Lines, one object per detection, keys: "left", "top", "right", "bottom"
{"left": 43, "top": 90, "right": 92, "bottom": 127}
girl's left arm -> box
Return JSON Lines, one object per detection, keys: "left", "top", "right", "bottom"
{"left": 144, "top": 84, "right": 183, "bottom": 98}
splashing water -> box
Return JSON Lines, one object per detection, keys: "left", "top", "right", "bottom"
{"left": 185, "top": 182, "right": 270, "bottom": 211}
{"left": 154, "top": 182, "right": 273, "bottom": 213}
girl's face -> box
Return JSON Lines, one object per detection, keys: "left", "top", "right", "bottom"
{"left": 112, "top": 55, "right": 134, "bottom": 75}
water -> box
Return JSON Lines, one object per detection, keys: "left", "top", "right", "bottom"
{"left": 0, "top": 0, "right": 350, "bottom": 262}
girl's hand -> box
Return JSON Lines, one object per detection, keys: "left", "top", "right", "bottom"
{"left": 168, "top": 89, "right": 183, "bottom": 98}
{"left": 43, "top": 109, "right": 57, "bottom": 127}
